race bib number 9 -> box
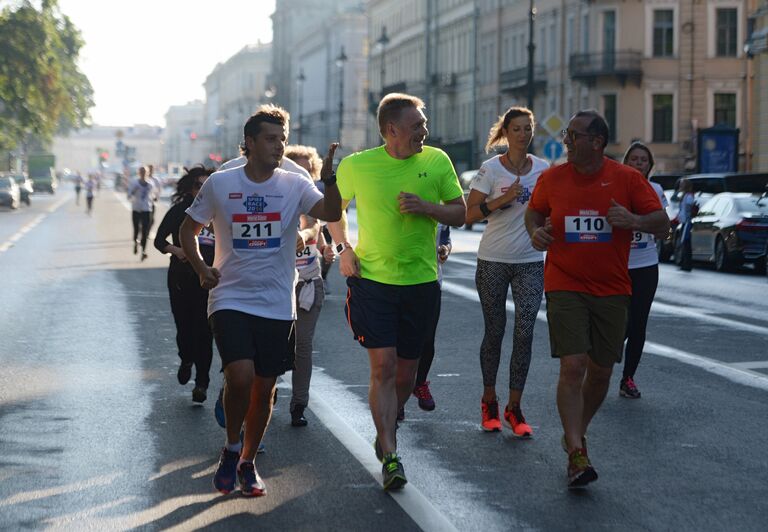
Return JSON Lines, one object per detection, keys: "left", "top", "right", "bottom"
{"left": 631, "top": 231, "right": 654, "bottom": 249}
{"left": 565, "top": 215, "right": 612, "bottom": 243}
{"left": 232, "top": 213, "right": 282, "bottom": 249}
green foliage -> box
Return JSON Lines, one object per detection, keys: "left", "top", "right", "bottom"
{"left": 0, "top": 0, "right": 94, "bottom": 153}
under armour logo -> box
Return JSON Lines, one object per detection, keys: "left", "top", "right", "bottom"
{"left": 418, "top": 172, "right": 427, "bottom": 178}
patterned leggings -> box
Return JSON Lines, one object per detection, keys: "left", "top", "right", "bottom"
{"left": 475, "top": 259, "right": 544, "bottom": 390}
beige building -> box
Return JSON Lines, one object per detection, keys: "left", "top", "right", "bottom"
{"left": 162, "top": 100, "right": 209, "bottom": 167}
{"left": 369, "top": 0, "right": 751, "bottom": 172}
{"left": 748, "top": 0, "right": 768, "bottom": 171}
{"left": 203, "top": 43, "right": 272, "bottom": 163}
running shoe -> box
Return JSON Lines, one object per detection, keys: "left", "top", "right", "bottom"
{"left": 620, "top": 376, "right": 641, "bottom": 399}
{"left": 291, "top": 405, "right": 308, "bottom": 427}
{"left": 133, "top": 241, "right": 138, "bottom": 255}
{"left": 397, "top": 406, "right": 405, "bottom": 422}
{"left": 481, "top": 399, "right": 502, "bottom": 432}
{"left": 177, "top": 361, "right": 193, "bottom": 385}
{"left": 567, "top": 448, "right": 598, "bottom": 488}
{"left": 213, "top": 448, "right": 240, "bottom": 494}
{"left": 192, "top": 386, "right": 207, "bottom": 403}
{"left": 382, "top": 453, "right": 407, "bottom": 490}
{"left": 214, "top": 388, "right": 226, "bottom": 428}
{"left": 561, "top": 434, "right": 588, "bottom": 453}
{"left": 237, "top": 462, "right": 266, "bottom": 497}
{"left": 412, "top": 381, "right": 435, "bottom": 411}
{"left": 503, "top": 404, "right": 532, "bottom": 438}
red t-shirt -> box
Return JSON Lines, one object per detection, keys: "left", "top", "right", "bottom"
{"left": 528, "top": 158, "right": 662, "bottom": 296}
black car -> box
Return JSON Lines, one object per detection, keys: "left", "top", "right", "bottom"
{"left": 687, "top": 192, "right": 768, "bottom": 272}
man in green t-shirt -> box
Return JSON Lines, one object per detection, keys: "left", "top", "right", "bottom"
{"left": 328, "top": 93, "right": 465, "bottom": 490}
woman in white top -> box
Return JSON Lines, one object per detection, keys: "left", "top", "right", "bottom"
{"left": 466, "top": 107, "right": 548, "bottom": 437}
{"left": 621, "top": 142, "right": 668, "bottom": 399}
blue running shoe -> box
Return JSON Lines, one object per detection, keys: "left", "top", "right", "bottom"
{"left": 214, "top": 388, "right": 226, "bottom": 428}
{"left": 213, "top": 448, "right": 240, "bottom": 494}
{"left": 237, "top": 462, "right": 266, "bottom": 497}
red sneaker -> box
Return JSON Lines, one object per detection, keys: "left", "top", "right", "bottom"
{"left": 412, "top": 381, "right": 435, "bottom": 411}
{"left": 503, "top": 404, "right": 532, "bottom": 438}
{"left": 481, "top": 399, "right": 502, "bottom": 432}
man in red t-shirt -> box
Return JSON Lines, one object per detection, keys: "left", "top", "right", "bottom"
{"left": 525, "top": 110, "right": 669, "bottom": 489}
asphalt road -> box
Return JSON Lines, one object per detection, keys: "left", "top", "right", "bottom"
{"left": 0, "top": 185, "right": 766, "bottom": 531}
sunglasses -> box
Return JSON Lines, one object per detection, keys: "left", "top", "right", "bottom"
{"left": 560, "top": 129, "right": 595, "bottom": 142}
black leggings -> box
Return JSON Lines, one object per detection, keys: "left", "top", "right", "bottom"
{"left": 132, "top": 211, "right": 151, "bottom": 251}
{"left": 623, "top": 264, "right": 659, "bottom": 379}
{"left": 416, "top": 291, "right": 441, "bottom": 385}
{"left": 168, "top": 269, "right": 213, "bottom": 387}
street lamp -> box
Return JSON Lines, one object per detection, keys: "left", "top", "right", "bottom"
{"left": 526, "top": 0, "right": 536, "bottom": 113}
{"left": 296, "top": 69, "right": 306, "bottom": 144}
{"left": 377, "top": 25, "right": 390, "bottom": 96}
{"left": 336, "top": 46, "right": 348, "bottom": 143}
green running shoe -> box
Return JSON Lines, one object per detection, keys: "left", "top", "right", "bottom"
{"left": 382, "top": 453, "right": 407, "bottom": 490}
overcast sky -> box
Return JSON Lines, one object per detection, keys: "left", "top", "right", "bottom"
{"left": 57, "top": 0, "right": 275, "bottom": 127}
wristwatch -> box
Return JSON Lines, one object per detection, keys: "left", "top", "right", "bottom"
{"left": 335, "top": 242, "right": 352, "bottom": 255}
{"left": 479, "top": 202, "right": 492, "bottom": 217}
{"left": 322, "top": 171, "right": 337, "bottom": 186}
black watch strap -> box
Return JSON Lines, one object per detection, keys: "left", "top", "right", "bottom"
{"left": 322, "top": 172, "right": 337, "bottom": 186}
{"left": 479, "top": 202, "right": 492, "bottom": 217}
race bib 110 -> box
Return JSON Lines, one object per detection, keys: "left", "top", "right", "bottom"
{"left": 232, "top": 213, "right": 282, "bottom": 249}
{"left": 564, "top": 215, "right": 612, "bottom": 243}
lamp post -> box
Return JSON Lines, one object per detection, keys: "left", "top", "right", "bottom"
{"left": 377, "top": 25, "right": 390, "bottom": 97}
{"left": 296, "top": 69, "right": 306, "bottom": 144}
{"left": 526, "top": 0, "right": 536, "bottom": 113}
{"left": 336, "top": 46, "right": 348, "bottom": 143}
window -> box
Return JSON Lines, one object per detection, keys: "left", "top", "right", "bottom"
{"left": 716, "top": 8, "right": 738, "bottom": 57}
{"left": 652, "top": 94, "right": 674, "bottom": 142}
{"left": 603, "top": 94, "right": 617, "bottom": 142}
{"left": 714, "top": 92, "right": 737, "bottom": 127}
{"left": 653, "top": 10, "right": 674, "bottom": 57}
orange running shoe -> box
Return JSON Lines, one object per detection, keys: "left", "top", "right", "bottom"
{"left": 503, "top": 404, "right": 532, "bottom": 438}
{"left": 481, "top": 399, "right": 502, "bottom": 432}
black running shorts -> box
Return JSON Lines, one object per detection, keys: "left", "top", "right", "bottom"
{"left": 344, "top": 277, "right": 440, "bottom": 359}
{"left": 209, "top": 310, "right": 296, "bottom": 377}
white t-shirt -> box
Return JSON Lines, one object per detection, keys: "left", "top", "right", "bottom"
{"left": 220, "top": 155, "right": 311, "bottom": 179}
{"left": 186, "top": 165, "right": 324, "bottom": 320}
{"left": 470, "top": 154, "right": 548, "bottom": 264}
{"left": 628, "top": 181, "right": 667, "bottom": 270}
{"left": 127, "top": 179, "right": 155, "bottom": 212}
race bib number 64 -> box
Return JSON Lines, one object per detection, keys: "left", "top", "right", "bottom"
{"left": 565, "top": 215, "right": 612, "bottom": 243}
{"left": 232, "top": 213, "right": 282, "bottom": 249}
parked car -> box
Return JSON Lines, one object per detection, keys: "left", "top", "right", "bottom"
{"left": 0, "top": 176, "right": 21, "bottom": 209}
{"left": 684, "top": 192, "right": 768, "bottom": 272}
{"left": 8, "top": 173, "right": 33, "bottom": 205}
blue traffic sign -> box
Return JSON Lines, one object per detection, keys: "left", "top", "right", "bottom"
{"left": 543, "top": 138, "right": 564, "bottom": 161}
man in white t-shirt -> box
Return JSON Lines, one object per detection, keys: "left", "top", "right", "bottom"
{"left": 179, "top": 105, "right": 341, "bottom": 497}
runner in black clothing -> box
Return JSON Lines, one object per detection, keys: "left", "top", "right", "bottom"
{"left": 154, "top": 165, "right": 215, "bottom": 402}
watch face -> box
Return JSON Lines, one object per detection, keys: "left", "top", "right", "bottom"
{"left": 335, "top": 243, "right": 344, "bottom": 253}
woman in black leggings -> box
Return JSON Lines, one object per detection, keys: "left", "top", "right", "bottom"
{"left": 621, "top": 142, "right": 668, "bottom": 398}
{"left": 154, "top": 165, "right": 215, "bottom": 403}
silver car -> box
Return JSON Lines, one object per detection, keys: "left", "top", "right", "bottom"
{"left": 0, "top": 176, "right": 21, "bottom": 209}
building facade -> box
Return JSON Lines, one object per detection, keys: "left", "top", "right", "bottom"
{"left": 163, "top": 100, "right": 209, "bottom": 167}
{"left": 203, "top": 43, "right": 272, "bottom": 163}
{"left": 748, "top": 0, "right": 768, "bottom": 171}
{"left": 368, "top": 0, "right": 751, "bottom": 172}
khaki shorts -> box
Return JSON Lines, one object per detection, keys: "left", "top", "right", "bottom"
{"left": 545, "top": 291, "right": 630, "bottom": 367}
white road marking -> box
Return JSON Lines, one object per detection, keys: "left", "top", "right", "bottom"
{"left": 445, "top": 255, "right": 768, "bottom": 336}
{"left": 279, "top": 375, "right": 461, "bottom": 532}
{"left": 440, "top": 280, "right": 768, "bottom": 393}
{"left": 0, "top": 196, "right": 68, "bottom": 254}
{"left": 730, "top": 360, "right": 768, "bottom": 370}
{"left": 113, "top": 188, "right": 133, "bottom": 211}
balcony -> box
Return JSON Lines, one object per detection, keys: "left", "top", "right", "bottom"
{"left": 569, "top": 51, "right": 643, "bottom": 85}
{"left": 499, "top": 65, "right": 547, "bottom": 94}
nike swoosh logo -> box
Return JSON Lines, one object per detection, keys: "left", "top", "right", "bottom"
{"left": 601, "top": 182, "right": 612, "bottom": 186}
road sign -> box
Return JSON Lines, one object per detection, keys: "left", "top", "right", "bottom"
{"left": 543, "top": 137, "right": 564, "bottom": 161}
{"left": 541, "top": 113, "right": 566, "bottom": 138}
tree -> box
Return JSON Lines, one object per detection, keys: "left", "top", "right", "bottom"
{"left": 0, "top": 0, "right": 94, "bottom": 154}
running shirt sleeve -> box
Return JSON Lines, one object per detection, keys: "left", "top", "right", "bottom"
{"left": 630, "top": 174, "right": 664, "bottom": 215}
{"left": 469, "top": 164, "right": 492, "bottom": 195}
{"left": 528, "top": 170, "right": 551, "bottom": 216}
{"left": 185, "top": 177, "right": 216, "bottom": 225}
{"left": 297, "top": 174, "right": 325, "bottom": 214}
{"left": 436, "top": 152, "right": 463, "bottom": 201}
{"left": 336, "top": 157, "right": 355, "bottom": 202}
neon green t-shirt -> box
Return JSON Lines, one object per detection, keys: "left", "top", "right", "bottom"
{"left": 337, "top": 145, "right": 463, "bottom": 285}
